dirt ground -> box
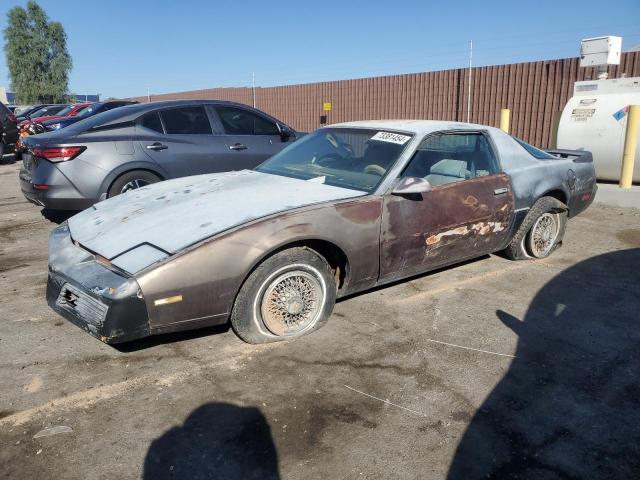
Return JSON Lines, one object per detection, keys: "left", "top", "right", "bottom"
{"left": 1, "top": 158, "right": 639, "bottom": 480}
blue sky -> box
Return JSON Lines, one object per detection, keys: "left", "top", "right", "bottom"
{"left": 1, "top": 0, "right": 639, "bottom": 99}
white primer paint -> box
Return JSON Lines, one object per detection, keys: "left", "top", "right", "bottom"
{"left": 68, "top": 170, "right": 363, "bottom": 272}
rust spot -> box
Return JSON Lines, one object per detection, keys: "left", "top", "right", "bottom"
{"left": 426, "top": 222, "right": 506, "bottom": 245}
{"left": 463, "top": 195, "right": 478, "bottom": 207}
{"left": 336, "top": 199, "right": 382, "bottom": 225}
{"left": 426, "top": 235, "right": 439, "bottom": 245}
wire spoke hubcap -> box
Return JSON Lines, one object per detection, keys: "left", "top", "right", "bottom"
{"left": 529, "top": 212, "right": 559, "bottom": 257}
{"left": 261, "top": 271, "right": 323, "bottom": 336}
{"left": 120, "top": 179, "right": 149, "bottom": 194}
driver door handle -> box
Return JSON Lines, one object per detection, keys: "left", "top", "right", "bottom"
{"left": 146, "top": 142, "right": 168, "bottom": 151}
{"left": 494, "top": 187, "right": 509, "bottom": 195}
{"left": 229, "top": 143, "right": 248, "bottom": 151}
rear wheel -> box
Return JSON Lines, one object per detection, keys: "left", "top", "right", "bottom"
{"left": 230, "top": 247, "right": 337, "bottom": 344}
{"left": 504, "top": 196, "right": 567, "bottom": 260}
{"left": 108, "top": 170, "right": 161, "bottom": 198}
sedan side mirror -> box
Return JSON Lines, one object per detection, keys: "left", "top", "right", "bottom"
{"left": 392, "top": 176, "right": 432, "bottom": 195}
{"left": 277, "top": 123, "right": 294, "bottom": 142}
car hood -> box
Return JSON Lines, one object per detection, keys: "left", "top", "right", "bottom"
{"left": 67, "top": 170, "right": 364, "bottom": 274}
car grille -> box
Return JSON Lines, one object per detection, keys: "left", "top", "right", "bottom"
{"left": 56, "top": 283, "right": 108, "bottom": 326}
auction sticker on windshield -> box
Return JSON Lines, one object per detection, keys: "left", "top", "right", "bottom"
{"left": 371, "top": 131, "right": 411, "bottom": 144}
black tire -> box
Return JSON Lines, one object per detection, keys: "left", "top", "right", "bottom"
{"left": 0, "top": 140, "right": 5, "bottom": 158}
{"left": 504, "top": 196, "right": 568, "bottom": 260}
{"left": 108, "top": 170, "right": 161, "bottom": 198}
{"left": 231, "top": 247, "right": 337, "bottom": 344}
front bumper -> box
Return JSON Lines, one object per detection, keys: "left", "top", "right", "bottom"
{"left": 47, "top": 223, "right": 150, "bottom": 343}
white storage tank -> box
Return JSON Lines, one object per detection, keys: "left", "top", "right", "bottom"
{"left": 557, "top": 76, "right": 640, "bottom": 183}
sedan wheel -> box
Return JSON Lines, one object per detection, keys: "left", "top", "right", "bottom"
{"left": 527, "top": 212, "right": 560, "bottom": 258}
{"left": 108, "top": 170, "right": 161, "bottom": 198}
{"left": 120, "top": 179, "right": 150, "bottom": 194}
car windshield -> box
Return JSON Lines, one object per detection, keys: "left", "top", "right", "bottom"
{"left": 55, "top": 105, "right": 76, "bottom": 116}
{"left": 256, "top": 128, "right": 413, "bottom": 193}
{"left": 35, "top": 105, "right": 67, "bottom": 117}
{"left": 28, "top": 107, "right": 53, "bottom": 118}
{"left": 75, "top": 104, "right": 101, "bottom": 118}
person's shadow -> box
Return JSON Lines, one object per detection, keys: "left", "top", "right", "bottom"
{"left": 144, "top": 402, "right": 279, "bottom": 480}
{"left": 448, "top": 248, "right": 640, "bottom": 479}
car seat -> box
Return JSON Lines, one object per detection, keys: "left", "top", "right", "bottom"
{"left": 425, "top": 159, "right": 470, "bottom": 185}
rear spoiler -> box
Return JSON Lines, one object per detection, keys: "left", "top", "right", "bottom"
{"left": 544, "top": 149, "right": 593, "bottom": 163}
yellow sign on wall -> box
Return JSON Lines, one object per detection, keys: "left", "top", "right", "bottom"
{"left": 323, "top": 102, "right": 332, "bottom": 111}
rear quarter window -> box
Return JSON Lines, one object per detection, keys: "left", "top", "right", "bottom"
{"left": 513, "top": 137, "right": 556, "bottom": 160}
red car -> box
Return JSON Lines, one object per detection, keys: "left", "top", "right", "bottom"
{"left": 18, "top": 102, "right": 92, "bottom": 129}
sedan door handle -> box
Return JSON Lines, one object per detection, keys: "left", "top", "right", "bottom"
{"left": 229, "top": 143, "right": 248, "bottom": 151}
{"left": 494, "top": 187, "right": 509, "bottom": 195}
{"left": 146, "top": 142, "right": 168, "bottom": 151}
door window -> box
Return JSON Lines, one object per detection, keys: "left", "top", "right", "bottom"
{"left": 140, "top": 112, "right": 164, "bottom": 133}
{"left": 161, "top": 106, "right": 212, "bottom": 134}
{"left": 216, "top": 106, "right": 279, "bottom": 135}
{"left": 402, "top": 133, "right": 499, "bottom": 186}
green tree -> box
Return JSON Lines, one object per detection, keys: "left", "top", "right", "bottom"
{"left": 3, "top": 1, "right": 72, "bottom": 104}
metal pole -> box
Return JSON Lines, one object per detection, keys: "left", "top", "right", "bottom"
{"left": 147, "top": 85, "right": 150, "bottom": 103}
{"left": 252, "top": 72, "right": 256, "bottom": 108}
{"left": 467, "top": 40, "right": 473, "bottom": 123}
{"left": 620, "top": 105, "right": 639, "bottom": 188}
{"left": 500, "top": 109, "right": 510, "bottom": 133}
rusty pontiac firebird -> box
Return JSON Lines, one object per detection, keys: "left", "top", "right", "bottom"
{"left": 47, "top": 120, "right": 596, "bottom": 344}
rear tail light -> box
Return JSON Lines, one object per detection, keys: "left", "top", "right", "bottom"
{"left": 32, "top": 146, "right": 86, "bottom": 163}
{"left": 7, "top": 114, "right": 17, "bottom": 123}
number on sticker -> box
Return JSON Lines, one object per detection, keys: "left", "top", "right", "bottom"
{"left": 371, "top": 132, "right": 411, "bottom": 145}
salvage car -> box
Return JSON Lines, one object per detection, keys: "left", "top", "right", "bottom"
{"left": 47, "top": 120, "right": 596, "bottom": 344}
{"left": 20, "top": 100, "right": 299, "bottom": 210}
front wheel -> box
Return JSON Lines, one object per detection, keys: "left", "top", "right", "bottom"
{"left": 230, "top": 247, "right": 337, "bottom": 344}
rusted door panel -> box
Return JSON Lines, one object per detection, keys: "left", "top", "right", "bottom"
{"left": 380, "top": 173, "right": 513, "bottom": 281}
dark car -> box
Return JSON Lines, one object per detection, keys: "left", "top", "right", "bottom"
{"left": 16, "top": 104, "right": 60, "bottom": 123}
{"left": 46, "top": 120, "right": 597, "bottom": 345}
{"left": 20, "top": 100, "right": 299, "bottom": 210}
{"left": 0, "top": 100, "right": 19, "bottom": 156}
{"left": 41, "top": 100, "right": 138, "bottom": 131}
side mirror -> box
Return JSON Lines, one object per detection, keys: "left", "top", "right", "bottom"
{"left": 277, "top": 123, "right": 294, "bottom": 142}
{"left": 392, "top": 176, "right": 432, "bottom": 195}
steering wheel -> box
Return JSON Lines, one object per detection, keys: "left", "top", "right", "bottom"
{"left": 364, "top": 164, "right": 386, "bottom": 176}
{"left": 315, "top": 154, "right": 344, "bottom": 166}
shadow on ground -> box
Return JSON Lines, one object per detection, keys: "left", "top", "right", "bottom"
{"left": 143, "top": 402, "right": 279, "bottom": 480}
{"left": 448, "top": 249, "right": 640, "bottom": 479}
{"left": 40, "top": 208, "right": 78, "bottom": 224}
{"left": 113, "top": 324, "right": 231, "bottom": 353}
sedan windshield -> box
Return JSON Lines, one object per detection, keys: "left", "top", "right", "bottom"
{"left": 75, "top": 104, "right": 102, "bottom": 118}
{"left": 55, "top": 105, "right": 76, "bottom": 116}
{"left": 30, "top": 105, "right": 64, "bottom": 118}
{"left": 256, "top": 128, "right": 413, "bottom": 193}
